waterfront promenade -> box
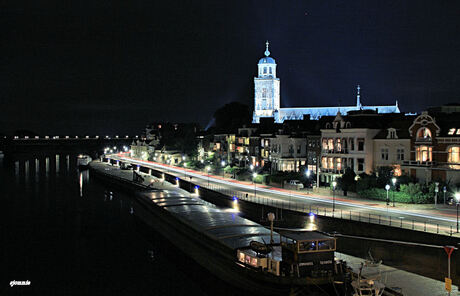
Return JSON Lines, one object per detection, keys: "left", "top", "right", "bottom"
{"left": 111, "top": 154, "right": 460, "bottom": 238}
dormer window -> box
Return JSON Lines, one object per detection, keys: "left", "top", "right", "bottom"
{"left": 387, "top": 128, "right": 397, "bottom": 139}
{"left": 416, "top": 127, "right": 432, "bottom": 140}
{"left": 325, "top": 123, "right": 331, "bottom": 129}
{"left": 345, "top": 122, "right": 351, "bottom": 128}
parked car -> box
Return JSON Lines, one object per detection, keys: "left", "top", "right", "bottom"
{"left": 288, "top": 180, "right": 304, "bottom": 190}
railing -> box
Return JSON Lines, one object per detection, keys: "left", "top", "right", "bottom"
{"left": 402, "top": 160, "right": 436, "bottom": 167}
{"left": 200, "top": 182, "right": 458, "bottom": 237}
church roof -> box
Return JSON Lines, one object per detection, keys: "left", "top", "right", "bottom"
{"left": 258, "top": 57, "right": 276, "bottom": 64}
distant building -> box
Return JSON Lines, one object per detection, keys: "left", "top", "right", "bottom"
{"left": 402, "top": 107, "right": 460, "bottom": 184}
{"left": 252, "top": 41, "right": 400, "bottom": 124}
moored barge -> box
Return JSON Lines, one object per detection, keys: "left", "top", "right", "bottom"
{"left": 90, "top": 161, "right": 349, "bottom": 295}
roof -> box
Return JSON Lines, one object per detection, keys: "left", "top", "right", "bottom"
{"left": 278, "top": 230, "right": 333, "bottom": 242}
{"left": 258, "top": 57, "right": 276, "bottom": 64}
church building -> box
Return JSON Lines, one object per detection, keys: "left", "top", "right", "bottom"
{"left": 252, "top": 41, "right": 400, "bottom": 123}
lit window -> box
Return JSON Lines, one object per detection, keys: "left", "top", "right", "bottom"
{"left": 322, "top": 139, "right": 328, "bottom": 150}
{"left": 336, "top": 138, "right": 342, "bottom": 152}
{"left": 447, "top": 146, "right": 460, "bottom": 165}
{"left": 416, "top": 146, "right": 432, "bottom": 162}
{"left": 336, "top": 158, "right": 342, "bottom": 170}
{"left": 448, "top": 128, "right": 456, "bottom": 135}
{"left": 416, "top": 128, "right": 432, "bottom": 140}
{"left": 328, "top": 157, "right": 333, "bottom": 169}
{"left": 328, "top": 139, "right": 334, "bottom": 151}
{"left": 321, "top": 157, "right": 327, "bottom": 168}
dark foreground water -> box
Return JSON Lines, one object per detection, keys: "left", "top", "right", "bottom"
{"left": 0, "top": 153, "right": 239, "bottom": 296}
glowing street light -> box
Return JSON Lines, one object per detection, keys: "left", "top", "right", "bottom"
{"left": 385, "top": 184, "right": 390, "bottom": 206}
{"left": 392, "top": 177, "right": 397, "bottom": 207}
{"left": 221, "top": 160, "right": 226, "bottom": 177}
{"left": 332, "top": 181, "right": 337, "bottom": 212}
{"left": 306, "top": 169, "right": 311, "bottom": 178}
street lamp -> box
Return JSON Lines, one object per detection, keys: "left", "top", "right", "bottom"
{"left": 434, "top": 182, "right": 439, "bottom": 207}
{"left": 392, "top": 177, "right": 397, "bottom": 207}
{"left": 385, "top": 184, "right": 390, "bottom": 206}
{"left": 332, "top": 181, "right": 337, "bottom": 212}
{"left": 253, "top": 172, "right": 258, "bottom": 198}
{"left": 456, "top": 192, "right": 460, "bottom": 233}
{"left": 443, "top": 186, "right": 447, "bottom": 205}
{"left": 250, "top": 164, "right": 254, "bottom": 171}
{"left": 221, "top": 160, "right": 226, "bottom": 178}
{"left": 206, "top": 166, "right": 211, "bottom": 186}
{"left": 306, "top": 169, "right": 311, "bottom": 178}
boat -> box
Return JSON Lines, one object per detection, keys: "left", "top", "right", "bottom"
{"left": 77, "top": 154, "right": 92, "bottom": 169}
{"left": 351, "top": 262, "right": 385, "bottom": 296}
{"left": 90, "top": 160, "right": 351, "bottom": 295}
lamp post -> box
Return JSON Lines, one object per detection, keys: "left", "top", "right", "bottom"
{"left": 332, "top": 181, "right": 337, "bottom": 212}
{"left": 253, "top": 172, "right": 258, "bottom": 198}
{"left": 456, "top": 192, "right": 460, "bottom": 233}
{"left": 306, "top": 169, "right": 311, "bottom": 192}
{"left": 434, "top": 182, "right": 439, "bottom": 207}
{"left": 385, "top": 184, "right": 390, "bottom": 207}
{"left": 267, "top": 212, "right": 275, "bottom": 244}
{"left": 392, "top": 177, "right": 397, "bottom": 207}
{"left": 443, "top": 186, "right": 447, "bottom": 205}
{"left": 221, "top": 160, "right": 226, "bottom": 178}
{"left": 206, "top": 166, "right": 211, "bottom": 186}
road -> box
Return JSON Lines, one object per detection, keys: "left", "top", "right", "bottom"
{"left": 109, "top": 154, "right": 460, "bottom": 237}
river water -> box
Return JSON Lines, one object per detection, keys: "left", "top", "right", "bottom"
{"left": 0, "top": 153, "right": 238, "bottom": 295}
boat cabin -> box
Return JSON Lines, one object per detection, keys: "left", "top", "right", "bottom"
{"left": 279, "top": 231, "right": 336, "bottom": 277}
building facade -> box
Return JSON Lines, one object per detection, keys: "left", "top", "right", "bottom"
{"left": 252, "top": 42, "right": 400, "bottom": 124}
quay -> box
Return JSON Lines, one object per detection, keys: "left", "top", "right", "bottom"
{"left": 91, "top": 159, "right": 459, "bottom": 295}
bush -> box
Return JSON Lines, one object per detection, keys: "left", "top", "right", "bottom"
{"left": 358, "top": 182, "right": 434, "bottom": 204}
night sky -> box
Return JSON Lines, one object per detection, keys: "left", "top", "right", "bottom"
{"left": 1, "top": 1, "right": 459, "bottom": 135}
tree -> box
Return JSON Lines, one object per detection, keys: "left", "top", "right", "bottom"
{"left": 337, "top": 168, "right": 356, "bottom": 195}
{"left": 213, "top": 102, "right": 252, "bottom": 133}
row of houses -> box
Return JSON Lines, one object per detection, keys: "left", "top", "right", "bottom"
{"left": 199, "top": 104, "right": 460, "bottom": 185}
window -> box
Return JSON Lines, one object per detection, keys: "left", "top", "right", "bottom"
{"left": 448, "top": 128, "right": 456, "bottom": 135}
{"left": 336, "top": 138, "right": 342, "bottom": 152}
{"left": 397, "top": 148, "right": 404, "bottom": 161}
{"left": 416, "top": 128, "right": 432, "bottom": 140}
{"left": 388, "top": 129, "right": 397, "bottom": 139}
{"left": 448, "top": 146, "right": 460, "bottom": 169}
{"left": 357, "top": 138, "right": 364, "bottom": 151}
{"left": 262, "top": 88, "right": 267, "bottom": 98}
{"left": 328, "top": 157, "right": 333, "bottom": 169}
{"left": 381, "top": 148, "right": 389, "bottom": 160}
{"left": 269, "top": 67, "right": 272, "bottom": 74}
{"left": 327, "top": 139, "right": 334, "bottom": 151}
{"left": 263, "top": 67, "right": 267, "bottom": 74}
{"left": 336, "top": 158, "right": 342, "bottom": 171}
{"left": 297, "top": 145, "right": 301, "bottom": 154}
{"left": 448, "top": 147, "right": 460, "bottom": 163}
{"left": 357, "top": 158, "right": 364, "bottom": 171}
{"left": 416, "top": 146, "right": 432, "bottom": 162}
{"left": 349, "top": 138, "right": 355, "bottom": 151}
{"left": 322, "top": 139, "right": 328, "bottom": 150}
{"left": 321, "top": 157, "right": 327, "bottom": 168}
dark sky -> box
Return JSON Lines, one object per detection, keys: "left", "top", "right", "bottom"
{"left": 1, "top": 1, "right": 459, "bottom": 135}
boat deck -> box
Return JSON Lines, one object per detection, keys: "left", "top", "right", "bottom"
{"left": 91, "top": 161, "right": 282, "bottom": 255}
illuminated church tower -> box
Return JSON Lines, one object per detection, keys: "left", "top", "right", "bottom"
{"left": 253, "top": 41, "right": 280, "bottom": 123}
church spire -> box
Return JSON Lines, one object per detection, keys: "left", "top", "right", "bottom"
{"left": 356, "top": 84, "right": 362, "bottom": 108}
{"left": 264, "top": 40, "right": 270, "bottom": 57}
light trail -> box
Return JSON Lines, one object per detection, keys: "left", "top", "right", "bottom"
{"left": 115, "top": 155, "right": 458, "bottom": 224}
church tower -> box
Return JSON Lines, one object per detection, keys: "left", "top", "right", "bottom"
{"left": 253, "top": 41, "right": 280, "bottom": 123}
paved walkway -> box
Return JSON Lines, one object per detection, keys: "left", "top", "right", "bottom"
{"left": 337, "top": 252, "right": 459, "bottom": 296}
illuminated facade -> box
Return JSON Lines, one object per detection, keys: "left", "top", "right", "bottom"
{"left": 252, "top": 42, "right": 401, "bottom": 123}
{"left": 402, "top": 111, "right": 460, "bottom": 183}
